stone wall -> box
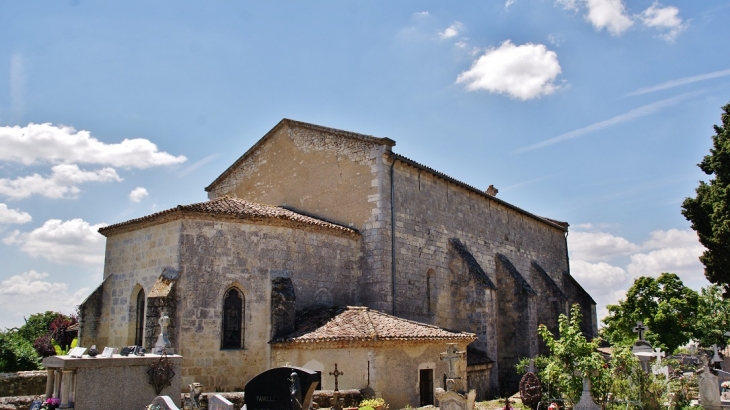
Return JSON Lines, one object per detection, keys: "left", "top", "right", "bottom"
{"left": 89, "top": 220, "right": 183, "bottom": 349}
{"left": 0, "top": 372, "right": 45, "bottom": 397}
{"left": 174, "top": 218, "right": 362, "bottom": 391}
{"left": 205, "top": 121, "right": 395, "bottom": 314}
{"left": 388, "top": 159, "right": 571, "bottom": 396}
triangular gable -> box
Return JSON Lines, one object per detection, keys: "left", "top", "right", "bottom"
{"left": 449, "top": 238, "right": 496, "bottom": 289}
{"left": 205, "top": 118, "right": 395, "bottom": 193}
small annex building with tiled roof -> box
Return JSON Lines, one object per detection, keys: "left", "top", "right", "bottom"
{"left": 271, "top": 306, "right": 477, "bottom": 408}
{"left": 79, "top": 119, "right": 597, "bottom": 406}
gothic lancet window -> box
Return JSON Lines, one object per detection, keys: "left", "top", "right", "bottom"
{"left": 134, "top": 289, "right": 145, "bottom": 346}
{"left": 222, "top": 288, "right": 244, "bottom": 349}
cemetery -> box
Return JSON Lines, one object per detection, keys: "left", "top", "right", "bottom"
{"left": 3, "top": 303, "right": 730, "bottom": 410}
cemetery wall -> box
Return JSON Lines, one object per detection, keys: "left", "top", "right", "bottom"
{"left": 272, "top": 340, "right": 470, "bottom": 409}
{"left": 205, "top": 121, "right": 396, "bottom": 314}
{"left": 175, "top": 218, "right": 362, "bottom": 390}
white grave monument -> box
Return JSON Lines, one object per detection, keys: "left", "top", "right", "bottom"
{"left": 698, "top": 355, "right": 722, "bottom": 410}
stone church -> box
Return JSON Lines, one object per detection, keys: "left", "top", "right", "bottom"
{"left": 79, "top": 119, "right": 597, "bottom": 406}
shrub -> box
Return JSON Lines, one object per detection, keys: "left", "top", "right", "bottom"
{"left": 0, "top": 330, "right": 41, "bottom": 372}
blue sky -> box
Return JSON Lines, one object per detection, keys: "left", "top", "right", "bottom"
{"left": 1, "top": 1, "right": 729, "bottom": 329}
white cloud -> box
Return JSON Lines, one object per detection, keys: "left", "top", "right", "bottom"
{"left": 568, "top": 227, "right": 708, "bottom": 322}
{"left": 3, "top": 218, "right": 107, "bottom": 266}
{"left": 585, "top": 0, "right": 633, "bottom": 36}
{"left": 570, "top": 260, "right": 629, "bottom": 289}
{"left": 0, "top": 203, "right": 31, "bottom": 224}
{"left": 455, "top": 41, "right": 468, "bottom": 49}
{"left": 642, "top": 228, "right": 699, "bottom": 249}
{"left": 505, "top": 0, "right": 516, "bottom": 9}
{"left": 569, "top": 231, "right": 639, "bottom": 261}
{"left": 0, "top": 271, "right": 88, "bottom": 329}
{"left": 456, "top": 40, "right": 562, "bottom": 100}
{"left": 0, "top": 270, "right": 67, "bottom": 295}
{"left": 639, "top": 2, "right": 686, "bottom": 42}
{"left": 547, "top": 34, "right": 565, "bottom": 47}
{"left": 0, "top": 123, "right": 186, "bottom": 168}
{"left": 439, "top": 22, "right": 463, "bottom": 39}
{"left": 627, "top": 245, "right": 705, "bottom": 282}
{"left": 129, "top": 187, "right": 149, "bottom": 203}
{"left": 0, "top": 164, "right": 121, "bottom": 199}
{"left": 414, "top": 11, "right": 429, "bottom": 17}
{"left": 556, "top": 0, "right": 580, "bottom": 11}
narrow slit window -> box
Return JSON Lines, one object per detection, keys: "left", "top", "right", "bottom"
{"left": 222, "top": 288, "right": 244, "bottom": 349}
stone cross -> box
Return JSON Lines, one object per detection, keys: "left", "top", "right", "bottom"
{"left": 690, "top": 343, "right": 697, "bottom": 357}
{"left": 155, "top": 312, "right": 172, "bottom": 354}
{"left": 633, "top": 321, "right": 647, "bottom": 341}
{"left": 528, "top": 359, "right": 536, "bottom": 373}
{"left": 652, "top": 348, "right": 668, "bottom": 377}
{"left": 653, "top": 348, "right": 665, "bottom": 364}
{"left": 329, "top": 363, "right": 344, "bottom": 392}
{"left": 440, "top": 343, "right": 465, "bottom": 379}
{"left": 712, "top": 344, "right": 723, "bottom": 365}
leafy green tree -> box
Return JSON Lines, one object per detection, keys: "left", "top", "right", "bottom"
{"left": 17, "top": 311, "right": 63, "bottom": 343}
{"left": 0, "top": 329, "right": 41, "bottom": 372}
{"left": 682, "top": 102, "right": 730, "bottom": 295}
{"left": 518, "top": 304, "right": 606, "bottom": 406}
{"left": 601, "top": 273, "right": 698, "bottom": 353}
{"left": 693, "top": 285, "right": 730, "bottom": 348}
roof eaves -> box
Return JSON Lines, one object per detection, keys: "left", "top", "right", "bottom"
{"left": 392, "top": 153, "right": 568, "bottom": 232}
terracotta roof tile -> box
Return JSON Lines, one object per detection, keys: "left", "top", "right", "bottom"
{"left": 98, "top": 196, "right": 357, "bottom": 236}
{"left": 272, "top": 306, "right": 476, "bottom": 344}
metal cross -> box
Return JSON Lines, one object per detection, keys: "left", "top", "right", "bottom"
{"left": 633, "top": 321, "right": 647, "bottom": 341}
{"left": 329, "top": 363, "right": 344, "bottom": 392}
{"left": 440, "top": 343, "right": 465, "bottom": 379}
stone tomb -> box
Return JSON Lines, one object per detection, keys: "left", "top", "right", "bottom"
{"left": 698, "top": 356, "right": 722, "bottom": 410}
{"left": 42, "top": 353, "right": 182, "bottom": 410}
{"left": 244, "top": 366, "right": 320, "bottom": 410}
{"left": 151, "top": 395, "right": 181, "bottom": 410}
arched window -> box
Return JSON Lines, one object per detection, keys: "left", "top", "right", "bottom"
{"left": 222, "top": 288, "right": 244, "bottom": 349}
{"left": 134, "top": 289, "right": 145, "bottom": 346}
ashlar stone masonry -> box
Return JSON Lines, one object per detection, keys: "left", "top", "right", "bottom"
{"left": 80, "top": 119, "right": 597, "bottom": 403}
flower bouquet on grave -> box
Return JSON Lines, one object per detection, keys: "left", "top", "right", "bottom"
{"left": 722, "top": 381, "right": 730, "bottom": 392}
{"left": 40, "top": 397, "right": 60, "bottom": 410}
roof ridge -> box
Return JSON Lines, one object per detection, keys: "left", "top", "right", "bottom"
{"left": 361, "top": 307, "right": 378, "bottom": 339}
{"left": 205, "top": 119, "right": 395, "bottom": 192}
{"left": 98, "top": 196, "right": 358, "bottom": 236}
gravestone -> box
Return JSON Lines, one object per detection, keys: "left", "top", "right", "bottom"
{"left": 698, "top": 356, "right": 722, "bottom": 410}
{"left": 150, "top": 395, "right": 181, "bottom": 410}
{"left": 652, "top": 348, "right": 669, "bottom": 378}
{"left": 155, "top": 312, "right": 173, "bottom": 354}
{"left": 244, "top": 366, "right": 320, "bottom": 410}
{"left": 436, "top": 389, "right": 475, "bottom": 410}
{"left": 572, "top": 378, "right": 600, "bottom": 410}
{"left": 208, "top": 394, "right": 234, "bottom": 410}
